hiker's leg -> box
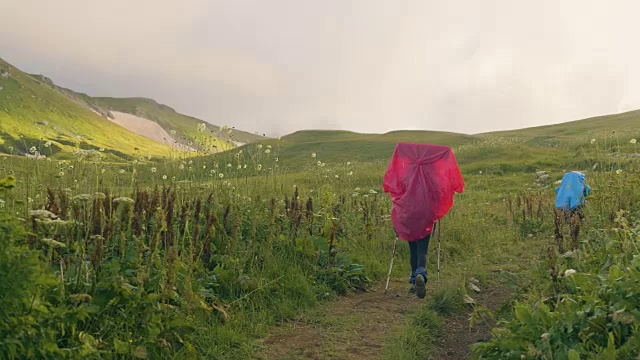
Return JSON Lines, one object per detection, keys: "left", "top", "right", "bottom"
{"left": 570, "top": 207, "right": 583, "bottom": 249}
{"left": 554, "top": 209, "right": 565, "bottom": 253}
{"left": 415, "top": 233, "right": 431, "bottom": 279}
{"left": 408, "top": 241, "right": 418, "bottom": 284}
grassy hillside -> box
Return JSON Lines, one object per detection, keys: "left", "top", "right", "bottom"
{"left": 0, "top": 58, "right": 175, "bottom": 160}
{"left": 93, "top": 97, "right": 265, "bottom": 151}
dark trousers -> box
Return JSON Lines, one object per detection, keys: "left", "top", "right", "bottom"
{"left": 554, "top": 206, "right": 584, "bottom": 252}
{"left": 409, "top": 231, "right": 432, "bottom": 278}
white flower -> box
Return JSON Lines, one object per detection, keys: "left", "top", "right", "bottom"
{"left": 0, "top": 199, "right": 4, "bottom": 208}
{"left": 29, "top": 209, "right": 58, "bottom": 219}
{"left": 162, "top": 175, "right": 167, "bottom": 180}
{"left": 321, "top": 163, "right": 325, "bottom": 167}
{"left": 119, "top": 169, "right": 125, "bottom": 174}
{"left": 227, "top": 163, "right": 232, "bottom": 168}
{"left": 616, "top": 169, "right": 623, "bottom": 175}
{"left": 479, "top": 171, "right": 483, "bottom": 174}
{"left": 188, "top": 160, "right": 193, "bottom": 165}
{"left": 564, "top": 269, "right": 576, "bottom": 277}
{"left": 258, "top": 144, "right": 263, "bottom": 149}
{"left": 317, "top": 161, "right": 322, "bottom": 166}
{"left": 590, "top": 139, "right": 596, "bottom": 144}
{"left": 68, "top": 165, "right": 74, "bottom": 170}
{"left": 311, "top": 153, "right": 316, "bottom": 158}
{"left": 58, "top": 171, "right": 65, "bottom": 177}
{"left": 257, "top": 164, "right": 262, "bottom": 171}
{"left": 335, "top": 175, "right": 339, "bottom": 178}
{"left": 29, "top": 146, "right": 37, "bottom": 153}
{"left": 237, "top": 164, "right": 242, "bottom": 170}
{"left": 631, "top": 139, "right": 637, "bottom": 144}
{"left": 171, "top": 176, "right": 176, "bottom": 181}
{"left": 347, "top": 162, "right": 351, "bottom": 166}
{"left": 179, "top": 164, "right": 185, "bottom": 170}
{"left": 99, "top": 148, "right": 105, "bottom": 152}
{"left": 218, "top": 173, "right": 224, "bottom": 178}
{"left": 267, "top": 145, "right": 272, "bottom": 149}
{"left": 113, "top": 197, "right": 135, "bottom": 205}
{"left": 265, "top": 149, "right": 271, "bottom": 154}
{"left": 197, "top": 123, "right": 207, "bottom": 132}
{"left": 41, "top": 238, "right": 66, "bottom": 248}
{"left": 171, "top": 130, "right": 177, "bottom": 135}
{"left": 203, "top": 165, "right": 207, "bottom": 170}
{"left": 101, "top": 168, "right": 106, "bottom": 174}
{"left": 210, "top": 169, "right": 216, "bottom": 174}
{"left": 44, "top": 141, "right": 52, "bottom": 148}
{"left": 151, "top": 167, "right": 157, "bottom": 173}
{"left": 188, "top": 167, "right": 192, "bottom": 171}
{"left": 243, "top": 164, "right": 247, "bottom": 169}
{"left": 369, "top": 189, "right": 378, "bottom": 194}
{"left": 275, "top": 157, "right": 279, "bottom": 162}
{"left": 348, "top": 171, "right": 353, "bottom": 176}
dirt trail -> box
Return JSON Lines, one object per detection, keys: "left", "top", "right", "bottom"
{"left": 255, "top": 277, "right": 511, "bottom": 360}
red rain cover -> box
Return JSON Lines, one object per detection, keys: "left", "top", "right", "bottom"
{"left": 383, "top": 143, "right": 465, "bottom": 241}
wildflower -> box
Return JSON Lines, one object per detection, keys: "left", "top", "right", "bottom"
{"left": 58, "top": 171, "right": 65, "bottom": 177}
{"left": 101, "top": 168, "right": 106, "bottom": 174}
{"left": 68, "top": 166, "right": 74, "bottom": 171}
{"left": 479, "top": 171, "right": 483, "bottom": 174}
{"left": 188, "top": 167, "right": 192, "bottom": 171}
{"left": 347, "top": 162, "right": 351, "bottom": 166}
{"left": 179, "top": 164, "right": 185, "bottom": 170}
{"left": 8, "top": 146, "right": 13, "bottom": 152}
{"left": 171, "top": 130, "right": 177, "bottom": 135}
{"left": 564, "top": 269, "right": 576, "bottom": 277}
{"left": 203, "top": 165, "right": 207, "bottom": 170}
{"left": 243, "top": 164, "right": 247, "bottom": 169}
{"left": 198, "top": 123, "right": 207, "bottom": 132}
{"left": 317, "top": 161, "right": 322, "bottom": 166}
{"left": 41, "top": 238, "right": 66, "bottom": 248}
{"left": 71, "top": 194, "right": 92, "bottom": 203}
{"left": 257, "top": 164, "right": 262, "bottom": 171}
{"left": 139, "top": 156, "right": 145, "bottom": 161}
{"left": 29, "top": 209, "right": 58, "bottom": 219}
{"left": 44, "top": 141, "right": 52, "bottom": 148}
{"left": 162, "top": 175, "right": 167, "bottom": 180}
{"left": 0, "top": 199, "right": 4, "bottom": 208}
{"left": 218, "top": 173, "right": 224, "bottom": 178}
{"left": 265, "top": 149, "right": 271, "bottom": 154}
{"left": 151, "top": 167, "right": 157, "bottom": 173}
{"left": 29, "top": 146, "right": 37, "bottom": 153}
{"left": 227, "top": 163, "right": 232, "bottom": 168}
{"left": 94, "top": 192, "right": 106, "bottom": 200}
{"left": 113, "top": 197, "right": 135, "bottom": 205}
{"left": 237, "top": 164, "right": 242, "bottom": 170}
{"left": 335, "top": 175, "right": 339, "bottom": 178}
{"left": 258, "top": 144, "right": 263, "bottom": 149}
{"left": 171, "top": 176, "right": 176, "bottom": 181}
{"left": 369, "top": 189, "right": 378, "bottom": 194}
{"left": 348, "top": 171, "right": 353, "bottom": 176}
{"left": 616, "top": 169, "right": 623, "bottom": 175}
{"left": 321, "top": 163, "right": 325, "bottom": 167}
{"left": 631, "top": 139, "right": 637, "bottom": 144}
{"left": 99, "top": 148, "right": 105, "bottom": 152}
{"left": 590, "top": 139, "right": 596, "bottom": 144}
{"left": 275, "top": 157, "right": 279, "bottom": 162}
{"left": 311, "top": 153, "right": 316, "bottom": 158}
{"left": 188, "top": 141, "right": 193, "bottom": 146}
{"left": 189, "top": 160, "right": 193, "bottom": 165}
{"left": 267, "top": 145, "right": 272, "bottom": 149}
{"left": 119, "top": 169, "right": 125, "bottom": 174}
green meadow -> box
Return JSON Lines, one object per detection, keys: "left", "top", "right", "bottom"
{"left": 1, "top": 108, "right": 639, "bottom": 359}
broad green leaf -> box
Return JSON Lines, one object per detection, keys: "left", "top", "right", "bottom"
{"left": 568, "top": 349, "right": 580, "bottom": 360}
{"left": 114, "top": 338, "right": 130, "bottom": 354}
{"left": 134, "top": 346, "right": 149, "bottom": 359}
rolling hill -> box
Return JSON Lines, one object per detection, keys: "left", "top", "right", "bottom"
{"left": 0, "top": 57, "right": 263, "bottom": 160}
{"left": 0, "top": 58, "right": 176, "bottom": 160}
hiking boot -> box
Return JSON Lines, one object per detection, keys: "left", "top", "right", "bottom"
{"left": 409, "top": 272, "right": 416, "bottom": 285}
{"left": 409, "top": 284, "right": 416, "bottom": 294}
{"left": 415, "top": 267, "right": 427, "bottom": 299}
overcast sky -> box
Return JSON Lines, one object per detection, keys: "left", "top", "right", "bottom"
{"left": 1, "top": 0, "right": 638, "bottom": 136}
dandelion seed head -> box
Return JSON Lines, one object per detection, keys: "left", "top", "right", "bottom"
{"left": 218, "top": 173, "right": 224, "bottom": 178}
{"left": 564, "top": 269, "right": 576, "bottom": 276}
{"left": 162, "top": 175, "right": 167, "bottom": 180}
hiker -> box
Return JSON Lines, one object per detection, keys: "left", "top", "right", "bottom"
{"left": 383, "top": 143, "right": 464, "bottom": 298}
{"left": 554, "top": 171, "right": 591, "bottom": 251}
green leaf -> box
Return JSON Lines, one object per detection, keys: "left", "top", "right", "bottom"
{"left": 133, "top": 346, "right": 149, "bottom": 359}
{"left": 514, "top": 305, "right": 530, "bottom": 322}
{"left": 114, "top": 338, "right": 130, "bottom": 354}
{"left": 568, "top": 349, "right": 580, "bottom": 360}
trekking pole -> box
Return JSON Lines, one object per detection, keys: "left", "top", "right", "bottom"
{"left": 384, "top": 235, "right": 398, "bottom": 294}
{"left": 437, "top": 220, "right": 442, "bottom": 282}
